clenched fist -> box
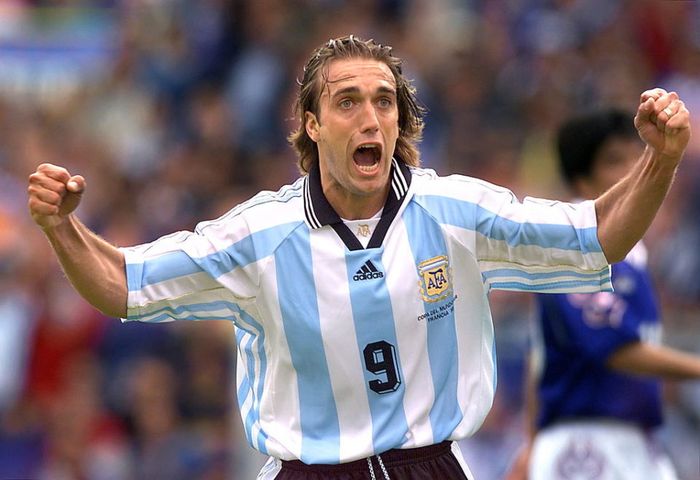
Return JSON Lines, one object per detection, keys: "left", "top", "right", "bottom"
{"left": 27, "top": 163, "right": 86, "bottom": 230}
{"left": 635, "top": 88, "right": 691, "bottom": 165}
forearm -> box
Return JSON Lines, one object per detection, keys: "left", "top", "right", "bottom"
{"left": 523, "top": 352, "right": 539, "bottom": 441}
{"left": 43, "top": 215, "right": 127, "bottom": 318}
{"left": 607, "top": 342, "right": 700, "bottom": 380}
{"left": 595, "top": 146, "right": 678, "bottom": 262}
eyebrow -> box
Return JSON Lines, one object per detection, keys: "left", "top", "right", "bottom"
{"left": 330, "top": 85, "right": 397, "bottom": 99}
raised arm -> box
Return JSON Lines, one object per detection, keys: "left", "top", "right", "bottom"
{"left": 595, "top": 88, "right": 691, "bottom": 263}
{"left": 27, "top": 163, "right": 127, "bottom": 318}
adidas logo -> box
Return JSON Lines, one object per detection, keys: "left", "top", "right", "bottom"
{"left": 353, "top": 260, "right": 384, "bottom": 281}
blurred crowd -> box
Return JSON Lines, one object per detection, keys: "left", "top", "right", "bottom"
{"left": 1, "top": 0, "right": 699, "bottom": 479}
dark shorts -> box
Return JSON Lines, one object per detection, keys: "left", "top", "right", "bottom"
{"left": 274, "top": 441, "right": 469, "bottom": 480}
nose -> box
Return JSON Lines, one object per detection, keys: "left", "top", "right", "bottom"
{"left": 358, "top": 100, "right": 380, "bottom": 133}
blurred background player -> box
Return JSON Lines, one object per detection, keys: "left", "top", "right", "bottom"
{"left": 508, "top": 109, "right": 700, "bottom": 480}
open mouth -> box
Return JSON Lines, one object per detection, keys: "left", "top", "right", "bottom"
{"left": 353, "top": 144, "right": 382, "bottom": 172}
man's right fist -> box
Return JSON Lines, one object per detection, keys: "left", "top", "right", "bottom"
{"left": 27, "top": 163, "right": 85, "bottom": 230}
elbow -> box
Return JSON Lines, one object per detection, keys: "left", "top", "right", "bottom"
{"left": 606, "top": 341, "right": 645, "bottom": 374}
{"left": 94, "top": 300, "right": 127, "bottom": 320}
{"left": 604, "top": 250, "right": 626, "bottom": 264}
{"left": 101, "top": 305, "right": 128, "bottom": 320}
{"left": 597, "top": 230, "right": 632, "bottom": 264}
{"left": 93, "top": 284, "right": 128, "bottom": 319}
{"left": 599, "top": 241, "right": 625, "bottom": 264}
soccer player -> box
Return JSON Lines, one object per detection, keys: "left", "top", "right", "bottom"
{"left": 27, "top": 36, "right": 691, "bottom": 479}
{"left": 507, "top": 109, "right": 700, "bottom": 480}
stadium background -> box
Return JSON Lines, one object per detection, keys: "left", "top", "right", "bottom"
{"left": 1, "top": 0, "right": 699, "bottom": 478}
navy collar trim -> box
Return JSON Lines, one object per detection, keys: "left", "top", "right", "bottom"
{"left": 303, "top": 157, "right": 412, "bottom": 230}
{"left": 303, "top": 158, "right": 412, "bottom": 250}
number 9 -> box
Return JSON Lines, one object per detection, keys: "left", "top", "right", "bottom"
{"left": 363, "top": 340, "right": 402, "bottom": 394}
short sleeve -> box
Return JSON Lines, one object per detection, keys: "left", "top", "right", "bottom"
{"left": 120, "top": 225, "right": 259, "bottom": 323}
{"left": 476, "top": 196, "right": 611, "bottom": 294}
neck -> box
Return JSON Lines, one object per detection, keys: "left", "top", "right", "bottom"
{"left": 323, "top": 184, "right": 389, "bottom": 220}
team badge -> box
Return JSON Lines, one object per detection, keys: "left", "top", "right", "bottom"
{"left": 417, "top": 255, "right": 452, "bottom": 302}
{"left": 356, "top": 224, "right": 371, "bottom": 237}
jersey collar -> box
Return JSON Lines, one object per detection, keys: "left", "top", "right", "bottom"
{"left": 303, "top": 157, "right": 412, "bottom": 250}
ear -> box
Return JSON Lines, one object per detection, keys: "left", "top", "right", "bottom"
{"left": 305, "top": 111, "right": 320, "bottom": 142}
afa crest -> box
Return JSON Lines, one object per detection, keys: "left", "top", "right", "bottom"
{"left": 417, "top": 255, "right": 453, "bottom": 302}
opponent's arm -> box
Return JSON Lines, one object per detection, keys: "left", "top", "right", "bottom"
{"left": 595, "top": 88, "right": 691, "bottom": 263}
{"left": 28, "top": 163, "right": 127, "bottom": 318}
{"left": 607, "top": 342, "right": 700, "bottom": 380}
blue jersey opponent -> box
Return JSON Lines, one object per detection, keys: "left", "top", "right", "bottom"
{"left": 516, "top": 108, "right": 700, "bottom": 480}
{"left": 533, "top": 241, "right": 663, "bottom": 431}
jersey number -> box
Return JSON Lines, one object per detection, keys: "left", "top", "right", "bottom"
{"left": 363, "top": 341, "right": 401, "bottom": 394}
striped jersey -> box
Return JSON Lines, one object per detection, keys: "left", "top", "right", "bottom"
{"left": 532, "top": 242, "right": 663, "bottom": 430}
{"left": 121, "top": 159, "right": 611, "bottom": 464}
